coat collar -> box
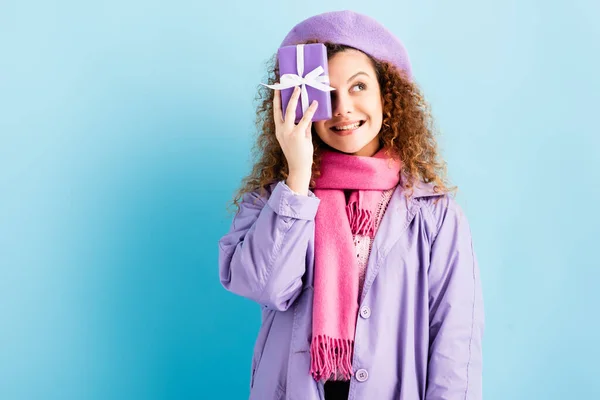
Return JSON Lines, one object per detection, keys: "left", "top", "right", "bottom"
{"left": 399, "top": 172, "right": 446, "bottom": 199}
{"left": 358, "top": 175, "right": 444, "bottom": 303}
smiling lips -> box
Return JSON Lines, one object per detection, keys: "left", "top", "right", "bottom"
{"left": 330, "top": 120, "right": 365, "bottom": 136}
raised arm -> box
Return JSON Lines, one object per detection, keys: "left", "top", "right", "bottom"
{"left": 218, "top": 181, "right": 320, "bottom": 311}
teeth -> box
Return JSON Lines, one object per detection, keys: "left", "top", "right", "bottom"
{"left": 334, "top": 122, "right": 361, "bottom": 131}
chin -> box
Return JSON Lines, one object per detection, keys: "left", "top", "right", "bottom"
{"left": 326, "top": 143, "right": 367, "bottom": 155}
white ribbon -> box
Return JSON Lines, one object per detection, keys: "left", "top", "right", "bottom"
{"left": 261, "top": 44, "right": 335, "bottom": 114}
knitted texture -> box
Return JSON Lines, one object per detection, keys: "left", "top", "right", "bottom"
{"left": 311, "top": 148, "right": 401, "bottom": 381}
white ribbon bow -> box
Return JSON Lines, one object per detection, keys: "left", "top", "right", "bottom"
{"left": 261, "top": 44, "right": 335, "bottom": 115}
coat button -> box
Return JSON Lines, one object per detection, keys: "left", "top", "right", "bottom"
{"left": 355, "top": 368, "right": 369, "bottom": 382}
{"left": 360, "top": 305, "right": 371, "bottom": 319}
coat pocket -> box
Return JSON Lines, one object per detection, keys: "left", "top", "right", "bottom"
{"left": 250, "top": 309, "right": 276, "bottom": 388}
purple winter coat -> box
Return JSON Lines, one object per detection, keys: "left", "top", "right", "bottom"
{"left": 218, "top": 180, "right": 484, "bottom": 400}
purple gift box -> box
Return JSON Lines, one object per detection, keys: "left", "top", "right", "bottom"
{"left": 277, "top": 43, "right": 333, "bottom": 124}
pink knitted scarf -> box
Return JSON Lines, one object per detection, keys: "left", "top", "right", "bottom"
{"left": 310, "top": 147, "right": 401, "bottom": 381}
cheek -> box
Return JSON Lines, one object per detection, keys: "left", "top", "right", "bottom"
{"left": 371, "top": 97, "right": 384, "bottom": 123}
{"left": 315, "top": 121, "right": 330, "bottom": 134}
{"left": 366, "top": 101, "right": 383, "bottom": 124}
{"left": 313, "top": 123, "right": 328, "bottom": 140}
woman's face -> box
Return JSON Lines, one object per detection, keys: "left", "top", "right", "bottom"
{"left": 313, "top": 49, "right": 383, "bottom": 157}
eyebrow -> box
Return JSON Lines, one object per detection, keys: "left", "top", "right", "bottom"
{"left": 346, "top": 71, "right": 370, "bottom": 83}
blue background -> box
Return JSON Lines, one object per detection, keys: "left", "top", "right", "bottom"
{"left": 1, "top": 0, "right": 599, "bottom": 399}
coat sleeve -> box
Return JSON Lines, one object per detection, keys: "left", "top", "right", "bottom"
{"left": 218, "top": 180, "right": 320, "bottom": 311}
{"left": 425, "top": 196, "right": 485, "bottom": 400}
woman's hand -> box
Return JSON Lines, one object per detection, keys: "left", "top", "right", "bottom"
{"left": 273, "top": 86, "right": 319, "bottom": 178}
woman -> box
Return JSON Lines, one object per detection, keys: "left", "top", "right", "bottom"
{"left": 218, "top": 10, "right": 484, "bottom": 400}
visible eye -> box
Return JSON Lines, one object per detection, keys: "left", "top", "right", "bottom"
{"left": 351, "top": 82, "right": 367, "bottom": 92}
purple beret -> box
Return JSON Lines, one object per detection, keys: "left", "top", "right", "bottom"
{"left": 280, "top": 10, "right": 413, "bottom": 80}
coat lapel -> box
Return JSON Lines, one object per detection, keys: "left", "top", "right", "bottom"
{"left": 359, "top": 178, "right": 445, "bottom": 304}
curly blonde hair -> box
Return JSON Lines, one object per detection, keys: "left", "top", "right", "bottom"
{"left": 227, "top": 40, "right": 456, "bottom": 214}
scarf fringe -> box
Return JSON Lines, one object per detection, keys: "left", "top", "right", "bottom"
{"left": 310, "top": 335, "right": 354, "bottom": 381}
{"left": 346, "top": 202, "right": 375, "bottom": 237}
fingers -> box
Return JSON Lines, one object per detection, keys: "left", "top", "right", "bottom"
{"left": 297, "top": 100, "right": 319, "bottom": 133}
{"left": 273, "top": 89, "right": 283, "bottom": 125}
{"left": 285, "top": 86, "right": 301, "bottom": 127}
{"left": 305, "top": 121, "right": 313, "bottom": 138}
{"left": 274, "top": 86, "right": 318, "bottom": 139}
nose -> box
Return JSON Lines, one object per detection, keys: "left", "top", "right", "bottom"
{"left": 331, "top": 91, "right": 353, "bottom": 116}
